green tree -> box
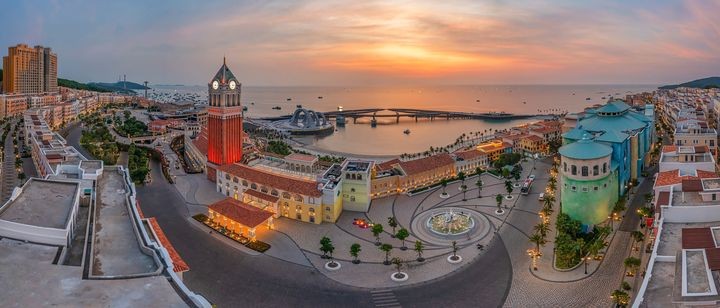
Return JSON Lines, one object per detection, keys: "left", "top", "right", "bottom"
{"left": 543, "top": 194, "right": 555, "bottom": 210}
{"left": 396, "top": 228, "right": 410, "bottom": 250}
{"left": 380, "top": 243, "right": 393, "bottom": 265}
{"left": 414, "top": 240, "right": 425, "bottom": 262}
{"left": 529, "top": 232, "right": 546, "bottom": 252}
{"left": 611, "top": 289, "right": 629, "bottom": 307}
{"left": 461, "top": 184, "right": 468, "bottom": 201}
{"left": 371, "top": 223, "right": 384, "bottom": 246}
{"left": 440, "top": 178, "right": 448, "bottom": 195}
{"left": 557, "top": 213, "right": 582, "bottom": 237}
{"left": 501, "top": 168, "right": 510, "bottom": 178}
{"left": 350, "top": 243, "right": 361, "bottom": 264}
{"left": 505, "top": 180, "right": 513, "bottom": 195}
{"left": 391, "top": 257, "right": 404, "bottom": 275}
{"left": 475, "top": 166, "right": 482, "bottom": 176}
{"left": 319, "top": 236, "right": 332, "bottom": 259}
{"left": 387, "top": 216, "right": 398, "bottom": 236}
{"left": 458, "top": 171, "right": 466, "bottom": 186}
{"left": 624, "top": 257, "right": 641, "bottom": 276}
{"left": 476, "top": 178, "right": 483, "bottom": 198}
{"left": 496, "top": 194, "right": 504, "bottom": 213}
{"left": 534, "top": 222, "right": 550, "bottom": 239}
{"left": 631, "top": 230, "right": 645, "bottom": 251}
{"left": 513, "top": 172, "right": 521, "bottom": 182}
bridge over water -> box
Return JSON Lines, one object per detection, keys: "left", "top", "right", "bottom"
{"left": 261, "top": 108, "right": 560, "bottom": 123}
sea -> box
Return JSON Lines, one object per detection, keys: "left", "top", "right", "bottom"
{"left": 145, "top": 84, "right": 659, "bottom": 156}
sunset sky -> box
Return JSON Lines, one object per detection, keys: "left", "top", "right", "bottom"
{"left": 2, "top": 0, "right": 719, "bottom": 86}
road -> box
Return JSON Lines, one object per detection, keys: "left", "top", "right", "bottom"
{"left": 66, "top": 125, "right": 512, "bottom": 308}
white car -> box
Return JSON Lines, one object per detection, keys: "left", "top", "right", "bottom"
{"left": 529, "top": 175, "right": 536, "bottom": 180}
{"left": 538, "top": 193, "right": 545, "bottom": 201}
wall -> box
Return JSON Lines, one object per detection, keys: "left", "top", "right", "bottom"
{"left": 561, "top": 171, "right": 619, "bottom": 226}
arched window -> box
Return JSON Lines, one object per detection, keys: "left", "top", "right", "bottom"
{"left": 571, "top": 165, "right": 577, "bottom": 175}
{"left": 282, "top": 192, "right": 291, "bottom": 199}
{"left": 309, "top": 207, "right": 315, "bottom": 213}
{"left": 563, "top": 162, "right": 567, "bottom": 172}
{"left": 250, "top": 183, "right": 257, "bottom": 190}
{"left": 603, "top": 163, "right": 607, "bottom": 173}
{"left": 593, "top": 165, "right": 599, "bottom": 176}
{"left": 295, "top": 204, "right": 302, "bottom": 210}
{"left": 357, "top": 174, "right": 363, "bottom": 181}
{"left": 260, "top": 186, "right": 269, "bottom": 193}
{"left": 294, "top": 194, "right": 303, "bottom": 202}
{"left": 232, "top": 177, "right": 239, "bottom": 183}
{"left": 242, "top": 180, "right": 248, "bottom": 187}
{"left": 271, "top": 189, "right": 279, "bottom": 196}
{"left": 581, "top": 166, "right": 588, "bottom": 176}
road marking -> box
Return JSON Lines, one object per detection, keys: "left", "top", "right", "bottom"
{"left": 371, "top": 290, "right": 401, "bottom": 308}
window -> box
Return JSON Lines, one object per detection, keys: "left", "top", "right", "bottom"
{"left": 282, "top": 192, "right": 291, "bottom": 199}
{"left": 713, "top": 194, "right": 717, "bottom": 201}
{"left": 357, "top": 174, "right": 363, "bottom": 180}
{"left": 295, "top": 204, "right": 302, "bottom": 211}
{"left": 309, "top": 216, "right": 315, "bottom": 223}
{"left": 326, "top": 206, "right": 331, "bottom": 212}
{"left": 603, "top": 163, "right": 607, "bottom": 174}
{"left": 250, "top": 183, "right": 257, "bottom": 190}
{"left": 242, "top": 180, "right": 248, "bottom": 187}
{"left": 350, "top": 188, "right": 356, "bottom": 193}
{"left": 593, "top": 165, "right": 599, "bottom": 176}
{"left": 582, "top": 187, "right": 588, "bottom": 192}
{"left": 571, "top": 165, "right": 577, "bottom": 175}
{"left": 346, "top": 173, "right": 350, "bottom": 179}
{"left": 593, "top": 186, "right": 598, "bottom": 191}
{"left": 233, "top": 177, "right": 239, "bottom": 183}
{"left": 225, "top": 174, "right": 230, "bottom": 180}
{"left": 604, "top": 183, "right": 607, "bottom": 188}
{"left": 296, "top": 213, "right": 302, "bottom": 220}
{"left": 581, "top": 166, "right": 588, "bottom": 177}
{"left": 309, "top": 208, "right": 315, "bottom": 213}
{"left": 294, "top": 195, "right": 303, "bottom": 202}
{"left": 350, "top": 196, "right": 356, "bottom": 202}
{"left": 271, "top": 189, "right": 279, "bottom": 196}
{"left": 309, "top": 197, "right": 315, "bottom": 204}
{"left": 571, "top": 186, "right": 577, "bottom": 191}
{"left": 563, "top": 162, "right": 567, "bottom": 172}
{"left": 261, "top": 186, "right": 269, "bottom": 193}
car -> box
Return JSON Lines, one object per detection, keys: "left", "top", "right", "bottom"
{"left": 538, "top": 193, "right": 545, "bottom": 201}
{"left": 529, "top": 174, "right": 536, "bottom": 180}
{"left": 352, "top": 218, "right": 370, "bottom": 229}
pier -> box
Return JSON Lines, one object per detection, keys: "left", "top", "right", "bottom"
{"left": 261, "top": 108, "right": 561, "bottom": 123}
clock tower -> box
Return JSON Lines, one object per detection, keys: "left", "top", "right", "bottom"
{"left": 206, "top": 57, "right": 243, "bottom": 181}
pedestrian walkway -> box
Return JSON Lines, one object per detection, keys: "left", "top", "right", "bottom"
{"left": 370, "top": 290, "right": 402, "bottom": 308}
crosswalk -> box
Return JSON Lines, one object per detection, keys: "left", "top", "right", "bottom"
{"left": 370, "top": 290, "right": 402, "bottom": 308}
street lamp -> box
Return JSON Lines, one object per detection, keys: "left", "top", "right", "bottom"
{"left": 584, "top": 256, "right": 592, "bottom": 274}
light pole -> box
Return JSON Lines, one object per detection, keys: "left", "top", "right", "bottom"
{"left": 584, "top": 256, "right": 591, "bottom": 274}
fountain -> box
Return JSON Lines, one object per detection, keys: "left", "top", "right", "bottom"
{"left": 426, "top": 210, "right": 475, "bottom": 236}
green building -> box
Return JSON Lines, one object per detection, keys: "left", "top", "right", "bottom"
{"left": 559, "top": 134, "right": 619, "bottom": 226}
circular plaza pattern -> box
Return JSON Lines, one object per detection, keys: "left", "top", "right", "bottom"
{"left": 410, "top": 207, "right": 492, "bottom": 246}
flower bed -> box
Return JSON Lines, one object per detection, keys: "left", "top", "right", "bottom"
{"left": 193, "top": 214, "right": 271, "bottom": 252}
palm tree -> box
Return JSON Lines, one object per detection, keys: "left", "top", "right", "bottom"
{"left": 380, "top": 243, "right": 393, "bottom": 265}
{"left": 371, "top": 224, "right": 384, "bottom": 246}
{"left": 588, "top": 239, "right": 607, "bottom": 261}
{"left": 611, "top": 289, "right": 630, "bottom": 307}
{"left": 534, "top": 222, "right": 550, "bottom": 239}
{"left": 414, "top": 240, "right": 425, "bottom": 262}
{"left": 391, "top": 257, "right": 404, "bottom": 276}
{"left": 529, "top": 232, "right": 546, "bottom": 251}
{"left": 495, "top": 194, "right": 504, "bottom": 213}
{"left": 451, "top": 240, "right": 459, "bottom": 258}
{"left": 541, "top": 204, "right": 554, "bottom": 217}
{"left": 476, "top": 178, "right": 483, "bottom": 198}
{"left": 350, "top": 243, "right": 361, "bottom": 264}
{"left": 475, "top": 166, "right": 482, "bottom": 176}
{"left": 631, "top": 231, "right": 645, "bottom": 251}
{"left": 624, "top": 257, "right": 641, "bottom": 276}
{"left": 396, "top": 228, "right": 409, "bottom": 250}
{"left": 387, "top": 217, "right": 398, "bottom": 237}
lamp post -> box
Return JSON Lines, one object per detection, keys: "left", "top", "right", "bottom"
{"left": 584, "top": 256, "right": 591, "bottom": 274}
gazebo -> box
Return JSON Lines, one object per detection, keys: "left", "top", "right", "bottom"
{"left": 208, "top": 198, "right": 274, "bottom": 241}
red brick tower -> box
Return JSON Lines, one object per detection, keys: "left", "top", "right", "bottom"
{"left": 206, "top": 57, "right": 243, "bottom": 181}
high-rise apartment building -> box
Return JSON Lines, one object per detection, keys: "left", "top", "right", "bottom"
{"left": 2, "top": 44, "right": 58, "bottom": 94}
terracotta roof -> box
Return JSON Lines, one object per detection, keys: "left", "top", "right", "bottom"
{"left": 655, "top": 169, "right": 718, "bottom": 187}
{"left": 454, "top": 149, "right": 485, "bottom": 160}
{"left": 682, "top": 227, "right": 715, "bottom": 249}
{"left": 219, "top": 163, "right": 322, "bottom": 197}
{"left": 522, "top": 135, "right": 544, "bottom": 142}
{"left": 661, "top": 146, "right": 677, "bottom": 153}
{"left": 682, "top": 179, "right": 703, "bottom": 192}
{"left": 705, "top": 248, "right": 720, "bottom": 271}
{"left": 376, "top": 158, "right": 401, "bottom": 172}
{"left": 656, "top": 191, "right": 670, "bottom": 212}
{"left": 244, "top": 189, "right": 279, "bottom": 203}
{"left": 695, "top": 145, "right": 708, "bottom": 153}
{"left": 209, "top": 197, "right": 274, "bottom": 228}
{"left": 398, "top": 154, "right": 455, "bottom": 176}
{"left": 192, "top": 126, "right": 209, "bottom": 156}
{"left": 502, "top": 134, "right": 527, "bottom": 141}
{"left": 148, "top": 218, "right": 190, "bottom": 273}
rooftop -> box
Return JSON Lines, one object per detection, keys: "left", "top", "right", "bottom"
{"left": 0, "top": 179, "right": 79, "bottom": 229}
{"left": 559, "top": 134, "right": 612, "bottom": 160}
{"left": 397, "top": 153, "right": 455, "bottom": 176}
{"left": 219, "top": 163, "right": 322, "bottom": 197}
{"left": 208, "top": 197, "right": 273, "bottom": 228}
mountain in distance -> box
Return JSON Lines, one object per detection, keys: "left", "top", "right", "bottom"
{"left": 659, "top": 76, "right": 720, "bottom": 89}
{"left": 89, "top": 81, "right": 150, "bottom": 90}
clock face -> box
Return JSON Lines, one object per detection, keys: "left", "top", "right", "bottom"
{"left": 229, "top": 80, "right": 237, "bottom": 90}
{"left": 212, "top": 81, "right": 219, "bottom": 90}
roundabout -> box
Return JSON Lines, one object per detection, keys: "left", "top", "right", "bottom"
{"left": 410, "top": 207, "right": 493, "bottom": 247}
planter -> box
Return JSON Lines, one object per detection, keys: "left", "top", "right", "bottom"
{"left": 417, "top": 257, "right": 425, "bottom": 262}
{"left": 447, "top": 255, "right": 463, "bottom": 264}
{"left": 400, "top": 246, "right": 408, "bottom": 251}
{"left": 352, "top": 259, "right": 361, "bottom": 264}
{"left": 439, "top": 192, "right": 450, "bottom": 199}
{"left": 324, "top": 261, "right": 341, "bottom": 271}
{"left": 391, "top": 272, "right": 409, "bottom": 282}
{"left": 505, "top": 195, "right": 514, "bottom": 200}
{"left": 495, "top": 209, "right": 505, "bottom": 215}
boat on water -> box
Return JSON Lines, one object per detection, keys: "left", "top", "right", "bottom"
{"left": 272, "top": 106, "right": 282, "bottom": 110}
{"left": 403, "top": 129, "right": 411, "bottom": 135}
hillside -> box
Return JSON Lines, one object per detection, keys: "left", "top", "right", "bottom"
{"left": 58, "top": 78, "right": 114, "bottom": 93}
{"left": 89, "top": 81, "right": 149, "bottom": 91}
{"left": 659, "top": 77, "right": 720, "bottom": 89}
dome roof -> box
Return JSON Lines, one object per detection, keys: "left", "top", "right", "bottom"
{"left": 559, "top": 134, "right": 612, "bottom": 160}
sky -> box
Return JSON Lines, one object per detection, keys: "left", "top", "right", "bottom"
{"left": 1, "top": 0, "right": 719, "bottom": 86}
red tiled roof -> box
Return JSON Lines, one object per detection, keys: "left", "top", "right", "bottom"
{"left": 682, "top": 179, "right": 703, "bottom": 192}
{"left": 219, "top": 163, "right": 322, "bottom": 197}
{"left": 655, "top": 169, "right": 718, "bottom": 187}
{"left": 705, "top": 248, "right": 720, "bottom": 271}
{"left": 523, "top": 135, "right": 544, "bottom": 142}
{"left": 377, "top": 158, "right": 401, "bottom": 172}
{"left": 695, "top": 145, "right": 708, "bottom": 153}
{"left": 454, "top": 149, "right": 485, "bottom": 160}
{"left": 398, "top": 154, "right": 455, "bottom": 176}
{"left": 244, "top": 189, "right": 279, "bottom": 203}
{"left": 192, "top": 126, "right": 209, "bottom": 156}
{"left": 148, "top": 218, "right": 190, "bottom": 273}
{"left": 682, "top": 227, "right": 715, "bottom": 249}
{"left": 209, "top": 197, "right": 274, "bottom": 228}
{"left": 661, "top": 146, "right": 677, "bottom": 153}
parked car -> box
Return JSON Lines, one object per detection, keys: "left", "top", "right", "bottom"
{"left": 538, "top": 193, "right": 545, "bottom": 201}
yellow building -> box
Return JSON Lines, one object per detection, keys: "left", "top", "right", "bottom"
{"left": 371, "top": 154, "right": 456, "bottom": 198}
{"left": 216, "top": 163, "right": 340, "bottom": 224}
{"left": 2, "top": 44, "right": 57, "bottom": 94}
{"left": 518, "top": 135, "right": 545, "bottom": 155}
{"left": 477, "top": 139, "right": 513, "bottom": 162}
